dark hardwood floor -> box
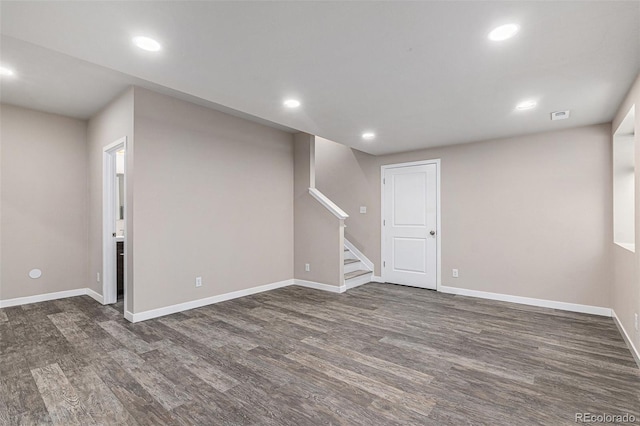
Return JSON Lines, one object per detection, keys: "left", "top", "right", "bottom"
{"left": 1, "top": 283, "right": 639, "bottom": 425}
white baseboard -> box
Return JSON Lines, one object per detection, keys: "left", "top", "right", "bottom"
{"left": 371, "top": 275, "right": 384, "bottom": 283}
{"left": 124, "top": 310, "right": 135, "bottom": 322}
{"left": 344, "top": 239, "right": 374, "bottom": 272}
{"left": 345, "top": 273, "right": 373, "bottom": 290}
{"left": 0, "top": 278, "right": 351, "bottom": 322}
{"left": 439, "top": 285, "right": 612, "bottom": 317}
{"left": 612, "top": 310, "right": 640, "bottom": 369}
{"left": 86, "top": 288, "right": 104, "bottom": 304}
{"left": 128, "top": 279, "right": 295, "bottom": 322}
{"left": 0, "top": 288, "right": 87, "bottom": 308}
{"left": 294, "top": 279, "right": 346, "bottom": 294}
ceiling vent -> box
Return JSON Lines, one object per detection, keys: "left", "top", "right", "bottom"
{"left": 551, "top": 110, "right": 570, "bottom": 120}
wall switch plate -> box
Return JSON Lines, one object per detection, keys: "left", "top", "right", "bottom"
{"left": 452, "top": 269, "right": 459, "bottom": 278}
{"left": 305, "top": 263, "right": 310, "bottom": 272}
{"left": 195, "top": 276, "right": 202, "bottom": 287}
{"left": 97, "top": 272, "right": 100, "bottom": 283}
{"left": 360, "top": 206, "right": 367, "bottom": 214}
{"left": 635, "top": 313, "right": 638, "bottom": 331}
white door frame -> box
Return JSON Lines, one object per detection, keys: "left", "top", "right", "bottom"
{"left": 103, "top": 137, "right": 127, "bottom": 309}
{"left": 381, "top": 159, "right": 441, "bottom": 291}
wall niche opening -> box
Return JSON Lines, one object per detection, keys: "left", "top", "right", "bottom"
{"left": 613, "top": 105, "right": 635, "bottom": 252}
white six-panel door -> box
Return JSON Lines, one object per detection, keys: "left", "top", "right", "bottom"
{"left": 382, "top": 162, "right": 438, "bottom": 289}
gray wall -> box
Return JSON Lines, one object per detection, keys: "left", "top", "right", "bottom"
{"left": 87, "top": 88, "right": 134, "bottom": 312}
{"left": 315, "top": 137, "right": 377, "bottom": 271}
{"left": 1, "top": 104, "right": 88, "bottom": 299}
{"left": 1, "top": 78, "right": 630, "bottom": 334}
{"left": 316, "top": 123, "right": 613, "bottom": 308}
{"left": 294, "top": 134, "right": 343, "bottom": 287}
{"left": 132, "top": 88, "right": 294, "bottom": 313}
{"left": 611, "top": 71, "right": 640, "bottom": 354}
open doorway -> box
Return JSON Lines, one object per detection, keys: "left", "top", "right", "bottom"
{"left": 103, "top": 137, "right": 127, "bottom": 315}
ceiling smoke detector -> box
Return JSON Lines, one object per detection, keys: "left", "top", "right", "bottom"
{"left": 550, "top": 110, "right": 570, "bottom": 120}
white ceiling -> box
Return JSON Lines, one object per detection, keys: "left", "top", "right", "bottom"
{"left": 1, "top": 1, "right": 638, "bottom": 155}
{"left": 0, "top": 36, "right": 295, "bottom": 131}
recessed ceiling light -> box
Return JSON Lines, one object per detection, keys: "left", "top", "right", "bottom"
{"left": 488, "top": 24, "right": 520, "bottom": 41}
{"left": 283, "top": 99, "right": 301, "bottom": 108}
{"left": 362, "top": 132, "right": 376, "bottom": 140}
{"left": 0, "top": 66, "right": 15, "bottom": 77}
{"left": 516, "top": 100, "right": 537, "bottom": 111}
{"left": 132, "top": 36, "right": 162, "bottom": 52}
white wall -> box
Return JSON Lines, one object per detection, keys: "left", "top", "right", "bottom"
{"left": 132, "top": 88, "right": 294, "bottom": 313}
{"left": 1, "top": 104, "right": 88, "bottom": 300}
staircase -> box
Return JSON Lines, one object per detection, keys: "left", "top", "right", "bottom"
{"left": 343, "top": 245, "right": 373, "bottom": 289}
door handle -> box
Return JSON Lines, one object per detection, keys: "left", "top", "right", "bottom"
{"left": 430, "top": 230, "right": 436, "bottom": 236}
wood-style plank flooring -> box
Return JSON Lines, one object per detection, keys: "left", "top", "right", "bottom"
{"left": 1, "top": 283, "right": 639, "bottom": 425}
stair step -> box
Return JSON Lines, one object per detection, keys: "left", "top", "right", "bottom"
{"left": 344, "top": 248, "right": 357, "bottom": 261}
{"left": 344, "top": 270, "right": 370, "bottom": 280}
{"left": 343, "top": 258, "right": 362, "bottom": 274}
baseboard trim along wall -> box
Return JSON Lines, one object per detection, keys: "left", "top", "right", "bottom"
{"left": 0, "top": 288, "right": 88, "bottom": 308}
{"left": 0, "top": 280, "right": 617, "bottom": 327}
{"left": 129, "top": 279, "right": 346, "bottom": 322}
{"left": 371, "top": 275, "right": 385, "bottom": 283}
{"left": 439, "top": 285, "right": 612, "bottom": 317}
{"left": 0, "top": 278, "right": 346, "bottom": 321}
{"left": 295, "top": 279, "right": 347, "bottom": 294}
{"left": 612, "top": 310, "right": 640, "bottom": 369}
{"left": 129, "top": 279, "right": 347, "bottom": 322}
{"left": 345, "top": 274, "right": 372, "bottom": 290}
{"left": 129, "top": 279, "right": 295, "bottom": 322}
{"left": 86, "top": 288, "right": 104, "bottom": 304}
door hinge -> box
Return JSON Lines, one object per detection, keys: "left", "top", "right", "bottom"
{"left": 383, "top": 261, "right": 386, "bottom": 267}
{"left": 383, "top": 219, "right": 386, "bottom": 226}
{"left": 383, "top": 178, "right": 386, "bottom": 184}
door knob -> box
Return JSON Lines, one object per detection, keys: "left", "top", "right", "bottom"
{"left": 430, "top": 230, "right": 436, "bottom": 236}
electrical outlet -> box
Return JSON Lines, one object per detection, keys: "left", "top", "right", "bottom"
{"left": 305, "top": 263, "right": 310, "bottom": 272}
{"left": 452, "top": 269, "right": 459, "bottom": 278}
{"left": 635, "top": 313, "right": 638, "bottom": 332}
{"left": 97, "top": 272, "right": 100, "bottom": 283}
{"left": 360, "top": 206, "right": 367, "bottom": 214}
{"left": 195, "top": 276, "right": 202, "bottom": 287}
